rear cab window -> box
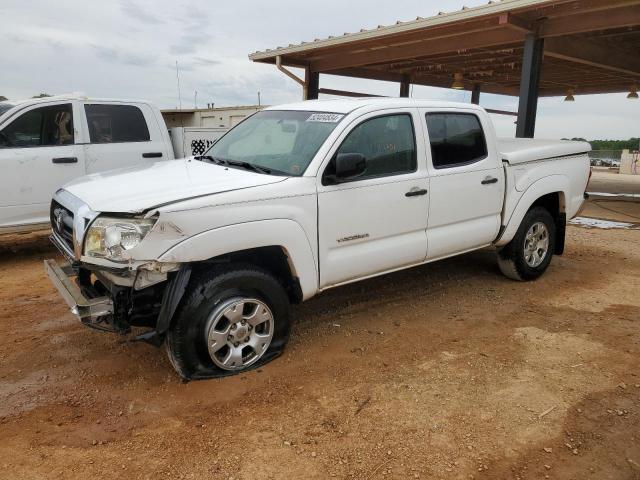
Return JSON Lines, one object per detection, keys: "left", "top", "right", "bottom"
{"left": 425, "top": 112, "right": 487, "bottom": 169}
{"left": 84, "top": 104, "right": 150, "bottom": 144}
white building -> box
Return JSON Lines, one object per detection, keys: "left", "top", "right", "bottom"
{"left": 161, "top": 105, "right": 264, "bottom": 129}
{"left": 620, "top": 150, "right": 640, "bottom": 176}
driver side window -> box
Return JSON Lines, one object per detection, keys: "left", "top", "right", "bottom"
{"left": 325, "top": 113, "right": 416, "bottom": 182}
{"left": 0, "top": 104, "right": 74, "bottom": 148}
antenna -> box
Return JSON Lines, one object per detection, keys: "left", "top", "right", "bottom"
{"left": 258, "top": 91, "right": 261, "bottom": 106}
{"left": 175, "top": 60, "right": 182, "bottom": 110}
{"left": 194, "top": 90, "right": 198, "bottom": 109}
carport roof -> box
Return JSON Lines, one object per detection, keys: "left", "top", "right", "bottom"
{"left": 249, "top": 0, "right": 640, "bottom": 97}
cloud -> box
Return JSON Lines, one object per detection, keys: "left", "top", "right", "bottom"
{"left": 1, "top": 0, "right": 637, "bottom": 139}
{"left": 193, "top": 57, "right": 221, "bottom": 66}
{"left": 119, "top": 0, "right": 164, "bottom": 25}
{"left": 92, "top": 45, "right": 157, "bottom": 67}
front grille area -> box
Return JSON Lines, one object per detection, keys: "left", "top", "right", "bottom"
{"left": 51, "top": 200, "right": 75, "bottom": 255}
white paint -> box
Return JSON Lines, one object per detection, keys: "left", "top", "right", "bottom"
{"left": 0, "top": 95, "right": 226, "bottom": 233}
{"left": 420, "top": 106, "right": 504, "bottom": 258}
{"left": 587, "top": 192, "right": 640, "bottom": 199}
{"left": 498, "top": 137, "right": 591, "bottom": 164}
{"left": 569, "top": 217, "right": 636, "bottom": 229}
{"left": 64, "top": 158, "right": 286, "bottom": 213}
{"left": 50, "top": 99, "right": 591, "bottom": 301}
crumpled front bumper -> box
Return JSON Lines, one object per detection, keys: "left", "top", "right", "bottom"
{"left": 44, "top": 259, "right": 114, "bottom": 321}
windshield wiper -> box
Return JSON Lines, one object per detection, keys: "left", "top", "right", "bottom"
{"left": 196, "top": 156, "right": 279, "bottom": 175}
{"left": 195, "top": 155, "right": 228, "bottom": 166}
{"left": 226, "top": 160, "right": 272, "bottom": 175}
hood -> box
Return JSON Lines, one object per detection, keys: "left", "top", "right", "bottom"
{"left": 63, "top": 159, "right": 287, "bottom": 213}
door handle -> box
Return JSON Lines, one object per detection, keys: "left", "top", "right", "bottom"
{"left": 52, "top": 157, "right": 78, "bottom": 164}
{"left": 142, "top": 152, "right": 163, "bottom": 158}
{"left": 405, "top": 188, "right": 428, "bottom": 197}
{"left": 481, "top": 177, "right": 498, "bottom": 185}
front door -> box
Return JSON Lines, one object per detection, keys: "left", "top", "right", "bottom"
{"left": 420, "top": 109, "right": 504, "bottom": 259}
{"left": 0, "top": 102, "right": 84, "bottom": 228}
{"left": 317, "top": 110, "right": 429, "bottom": 288}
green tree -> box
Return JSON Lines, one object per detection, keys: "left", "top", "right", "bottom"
{"left": 589, "top": 138, "right": 640, "bottom": 151}
{"left": 0, "top": 95, "right": 7, "bottom": 101}
{"left": 31, "top": 92, "right": 52, "bottom": 98}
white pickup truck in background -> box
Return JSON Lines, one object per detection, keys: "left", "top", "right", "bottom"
{"left": 44, "top": 98, "right": 591, "bottom": 380}
{"left": 0, "top": 95, "right": 227, "bottom": 233}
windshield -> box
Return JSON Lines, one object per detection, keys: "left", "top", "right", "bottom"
{"left": 205, "top": 110, "right": 344, "bottom": 176}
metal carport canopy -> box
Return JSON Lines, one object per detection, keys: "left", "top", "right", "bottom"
{"left": 249, "top": 0, "right": 640, "bottom": 137}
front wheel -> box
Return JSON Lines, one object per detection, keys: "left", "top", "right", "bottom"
{"left": 166, "top": 264, "right": 291, "bottom": 380}
{"left": 497, "top": 206, "right": 556, "bottom": 281}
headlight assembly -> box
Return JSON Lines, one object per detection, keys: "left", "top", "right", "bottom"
{"left": 84, "top": 217, "right": 156, "bottom": 261}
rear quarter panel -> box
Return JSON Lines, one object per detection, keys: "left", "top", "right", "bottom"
{"left": 496, "top": 154, "right": 590, "bottom": 247}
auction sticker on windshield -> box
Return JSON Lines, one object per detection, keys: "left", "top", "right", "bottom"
{"left": 306, "top": 113, "right": 344, "bottom": 123}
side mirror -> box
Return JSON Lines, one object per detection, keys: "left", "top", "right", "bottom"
{"left": 335, "top": 153, "right": 366, "bottom": 181}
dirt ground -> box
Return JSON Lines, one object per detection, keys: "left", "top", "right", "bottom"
{"left": 1, "top": 200, "right": 639, "bottom": 479}
{"left": 588, "top": 168, "right": 640, "bottom": 195}
{"left": 583, "top": 170, "right": 640, "bottom": 224}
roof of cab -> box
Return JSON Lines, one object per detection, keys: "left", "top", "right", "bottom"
{"left": 265, "top": 97, "right": 485, "bottom": 115}
{"left": 6, "top": 94, "right": 153, "bottom": 107}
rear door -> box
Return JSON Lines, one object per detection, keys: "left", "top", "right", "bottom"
{"left": 317, "top": 109, "right": 429, "bottom": 288}
{"left": 420, "top": 109, "right": 504, "bottom": 259}
{"left": 81, "top": 102, "right": 170, "bottom": 174}
{"left": 0, "top": 101, "right": 84, "bottom": 228}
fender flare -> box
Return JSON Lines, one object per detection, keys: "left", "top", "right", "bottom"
{"left": 158, "top": 219, "right": 318, "bottom": 300}
{"left": 495, "top": 175, "right": 568, "bottom": 247}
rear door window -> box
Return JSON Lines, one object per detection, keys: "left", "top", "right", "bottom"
{"left": 426, "top": 113, "right": 487, "bottom": 169}
{"left": 85, "top": 104, "right": 150, "bottom": 143}
{"left": 0, "top": 104, "right": 74, "bottom": 148}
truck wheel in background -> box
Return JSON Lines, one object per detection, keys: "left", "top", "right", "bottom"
{"left": 497, "top": 206, "right": 556, "bottom": 281}
{"left": 166, "top": 264, "right": 291, "bottom": 380}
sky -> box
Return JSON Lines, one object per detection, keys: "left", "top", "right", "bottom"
{"left": 1, "top": 0, "right": 638, "bottom": 140}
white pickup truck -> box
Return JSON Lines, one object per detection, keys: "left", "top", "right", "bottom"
{"left": 44, "top": 98, "right": 591, "bottom": 380}
{"left": 0, "top": 95, "right": 226, "bottom": 233}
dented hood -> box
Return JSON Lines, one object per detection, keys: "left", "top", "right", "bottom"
{"left": 62, "top": 159, "right": 286, "bottom": 213}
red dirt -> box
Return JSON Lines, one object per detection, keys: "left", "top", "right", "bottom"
{"left": 0, "top": 222, "right": 639, "bottom": 479}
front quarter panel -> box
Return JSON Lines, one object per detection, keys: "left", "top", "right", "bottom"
{"left": 158, "top": 219, "right": 318, "bottom": 300}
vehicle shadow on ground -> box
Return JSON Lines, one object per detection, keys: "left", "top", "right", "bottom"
{"left": 0, "top": 230, "right": 53, "bottom": 259}
{"left": 294, "top": 248, "right": 506, "bottom": 324}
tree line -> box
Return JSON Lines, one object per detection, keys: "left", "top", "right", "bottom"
{"left": 564, "top": 138, "right": 640, "bottom": 151}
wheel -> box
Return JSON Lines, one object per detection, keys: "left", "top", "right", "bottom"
{"left": 166, "top": 264, "right": 291, "bottom": 380}
{"left": 497, "top": 206, "right": 556, "bottom": 281}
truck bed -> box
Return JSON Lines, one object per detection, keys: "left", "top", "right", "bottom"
{"left": 498, "top": 138, "right": 591, "bottom": 165}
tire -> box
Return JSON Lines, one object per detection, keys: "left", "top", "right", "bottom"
{"left": 166, "top": 263, "right": 291, "bottom": 380}
{"left": 497, "top": 206, "right": 556, "bottom": 281}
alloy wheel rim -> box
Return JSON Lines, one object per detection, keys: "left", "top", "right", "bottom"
{"left": 204, "top": 297, "right": 274, "bottom": 371}
{"left": 523, "top": 222, "right": 549, "bottom": 268}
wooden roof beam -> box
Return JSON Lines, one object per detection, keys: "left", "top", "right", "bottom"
{"left": 539, "top": 3, "right": 640, "bottom": 37}
{"left": 498, "top": 13, "right": 533, "bottom": 33}
{"left": 311, "top": 28, "right": 525, "bottom": 72}
{"left": 545, "top": 36, "right": 640, "bottom": 77}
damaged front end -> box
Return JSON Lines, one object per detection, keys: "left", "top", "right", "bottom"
{"left": 45, "top": 258, "right": 189, "bottom": 344}
{"left": 46, "top": 190, "right": 190, "bottom": 345}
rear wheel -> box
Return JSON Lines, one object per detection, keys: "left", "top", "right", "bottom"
{"left": 497, "top": 206, "right": 556, "bottom": 281}
{"left": 166, "top": 264, "right": 291, "bottom": 380}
